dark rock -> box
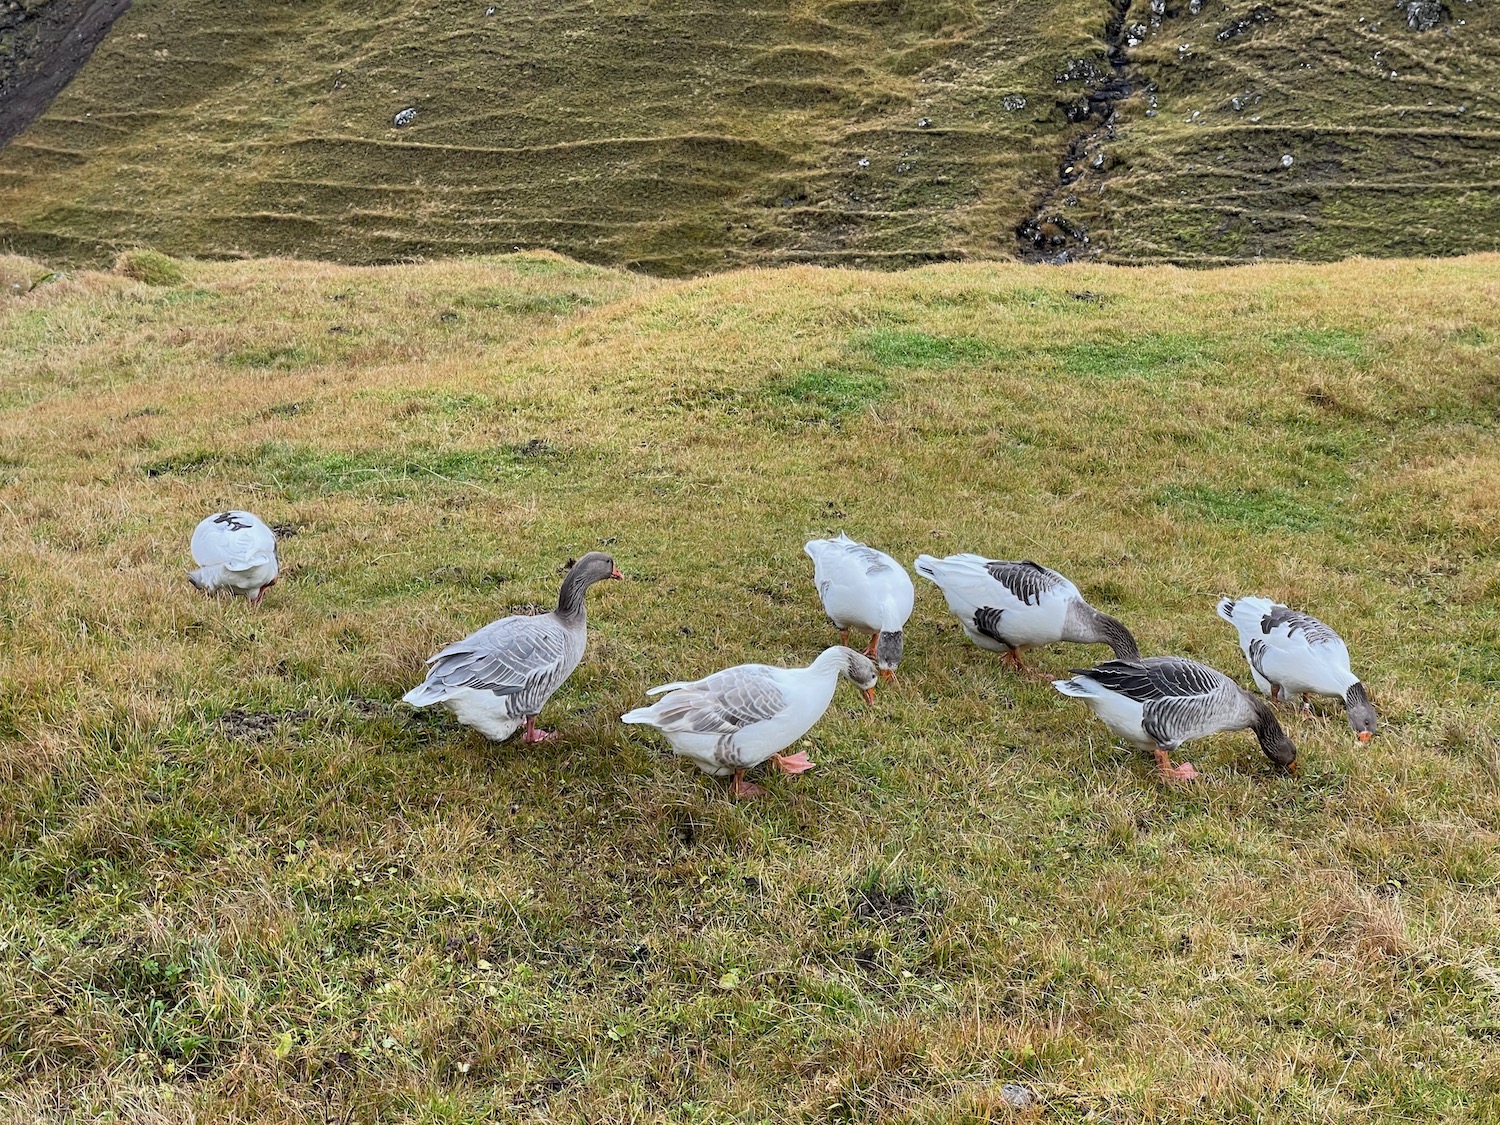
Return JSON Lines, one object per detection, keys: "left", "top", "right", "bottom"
{"left": 1055, "top": 57, "right": 1104, "bottom": 84}
{"left": 1216, "top": 5, "right": 1274, "bottom": 41}
{"left": 1397, "top": 0, "right": 1448, "bottom": 31}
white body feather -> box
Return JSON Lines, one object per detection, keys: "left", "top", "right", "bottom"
{"left": 804, "top": 534, "right": 914, "bottom": 637}
{"left": 1217, "top": 596, "right": 1358, "bottom": 699}
{"left": 913, "top": 553, "right": 1073, "bottom": 651}
{"left": 1052, "top": 677, "right": 1152, "bottom": 747}
{"left": 188, "top": 511, "right": 279, "bottom": 603}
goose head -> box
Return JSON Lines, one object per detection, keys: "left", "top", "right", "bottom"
{"left": 825, "top": 645, "right": 878, "bottom": 704}
{"left": 1345, "top": 683, "right": 1377, "bottom": 743}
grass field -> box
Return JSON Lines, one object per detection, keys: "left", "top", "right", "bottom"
{"left": 2, "top": 249, "right": 1499, "bottom": 1121}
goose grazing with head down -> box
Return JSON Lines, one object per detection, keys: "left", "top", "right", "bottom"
{"left": 1216, "top": 596, "right": 1376, "bottom": 742}
{"left": 804, "top": 533, "right": 915, "bottom": 682}
{"left": 403, "top": 552, "right": 621, "bottom": 744}
{"left": 189, "top": 510, "right": 280, "bottom": 606}
{"left": 913, "top": 554, "right": 1138, "bottom": 675}
{"left": 621, "top": 646, "right": 877, "bottom": 799}
{"left": 1053, "top": 656, "right": 1298, "bottom": 781}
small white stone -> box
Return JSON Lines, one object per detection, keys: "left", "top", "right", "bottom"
{"left": 1281, "top": 154, "right": 1294, "bottom": 167}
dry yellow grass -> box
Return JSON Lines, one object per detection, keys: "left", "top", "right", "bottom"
{"left": 1, "top": 250, "right": 1498, "bottom": 1122}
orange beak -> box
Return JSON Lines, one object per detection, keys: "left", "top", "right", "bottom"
{"left": 1357, "top": 731, "right": 1372, "bottom": 743}
{"left": 862, "top": 687, "right": 876, "bottom": 705}
{"left": 878, "top": 668, "right": 896, "bottom": 685}
{"left": 1286, "top": 761, "right": 1300, "bottom": 775}
{"left": 609, "top": 567, "right": 623, "bottom": 580}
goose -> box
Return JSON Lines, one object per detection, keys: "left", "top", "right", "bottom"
{"left": 403, "top": 552, "right": 621, "bottom": 743}
{"left": 621, "top": 646, "right": 877, "bottom": 798}
{"left": 1053, "top": 656, "right": 1298, "bottom": 781}
{"left": 805, "top": 533, "right": 915, "bottom": 681}
{"left": 1216, "top": 596, "right": 1376, "bottom": 741}
{"left": 188, "top": 510, "right": 280, "bottom": 606}
{"left": 913, "top": 554, "right": 1138, "bottom": 674}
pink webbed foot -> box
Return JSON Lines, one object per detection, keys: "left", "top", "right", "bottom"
{"left": 770, "top": 750, "right": 816, "bottom": 775}
{"left": 729, "top": 771, "right": 767, "bottom": 799}
{"left": 1153, "top": 748, "right": 1199, "bottom": 783}
{"left": 522, "top": 717, "right": 558, "bottom": 744}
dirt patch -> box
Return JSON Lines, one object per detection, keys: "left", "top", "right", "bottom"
{"left": 218, "top": 707, "right": 308, "bottom": 738}
{"left": 0, "top": 0, "right": 133, "bottom": 150}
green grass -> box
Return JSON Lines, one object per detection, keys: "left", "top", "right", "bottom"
{"left": 2, "top": 251, "right": 1500, "bottom": 1121}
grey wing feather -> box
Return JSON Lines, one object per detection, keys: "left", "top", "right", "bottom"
{"left": 422, "top": 614, "right": 568, "bottom": 700}
{"left": 972, "top": 605, "right": 1007, "bottom": 643}
{"left": 984, "top": 560, "right": 1066, "bottom": 606}
{"left": 1248, "top": 638, "right": 1271, "bottom": 681}
{"left": 1262, "top": 605, "right": 1340, "bottom": 646}
{"left": 1071, "top": 657, "right": 1227, "bottom": 703}
{"left": 647, "top": 667, "right": 788, "bottom": 734}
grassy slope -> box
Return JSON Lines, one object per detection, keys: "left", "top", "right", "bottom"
{"left": 0, "top": 0, "right": 1085, "bottom": 273}
{"left": 1, "top": 250, "right": 1499, "bottom": 1121}
{"left": 2, "top": 0, "right": 1497, "bottom": 271}
{"left": 1082, "top": 0, "right": 1500, "bottom": 263}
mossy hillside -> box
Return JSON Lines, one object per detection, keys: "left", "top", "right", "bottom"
{"left": 1068, "top": 0, "right": 1500, "bottom": 262}
{"left": 2, "top": 251, "right": 1500, "bottom": 1120}
{"left": 0, "top": 0, "right": 1093, "bottom": 274}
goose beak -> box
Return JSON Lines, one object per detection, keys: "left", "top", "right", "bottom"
{"left": 1286, "top": 761, "right": 1299, "bottom": 775}
{"left": 862, "top": 687, "right": 876, "bottom": 705}
{"left": 878, "top": 669, "right": 896, "bottom": 685}
{"left": 609, "top": 567, "right": 623, "bottom": 580}
{"left": 1357, "top": 731, "right": 1372, "bottom": 743}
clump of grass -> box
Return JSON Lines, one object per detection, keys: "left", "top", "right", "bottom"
{"left": 113, "top": 248, "right": 185, "bottom": 286}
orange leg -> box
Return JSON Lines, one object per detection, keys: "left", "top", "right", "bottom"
{"left": 864, "top": 633, "right": 879, "bottom": 658}
{"left": 838, "top": 628, "right": 849, "bottom": 646}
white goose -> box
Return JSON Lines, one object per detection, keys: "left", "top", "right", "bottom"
{"left": 913, "top": 554, "right": 1138, "bottom": 674}
{"left": 188, "top": 510, "right": 280, "bottom": 606}
{"left": 805, "top": 533, "right": 915, "bottom": 681}
{"left": 621, "top": 646, "right": 877, "bottom": 798}
{"left": 403, "top": 552, "right": 621, "bottom": 743}
{"left": 1216, "top": 596, "right": 1376, "bottom": 741}
{"left": 1053, "top": 656, "right": 1299, "bottom": 781}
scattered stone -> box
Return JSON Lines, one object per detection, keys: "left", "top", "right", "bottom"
{"left": 856, "top": 156, "right": 870, "bottom": 167}
{"left": 1055, "top": 58, "right": 1104, "bottom": 84}
{"left": 485, "top": 4, "right": 496, "bottom": 13}
{"left": 393, "top": 106, "right": 417, "bottom": 127}
{"left": 999, "top": 1083, "right": 1036, "bottom": 1110}
{"left": 1216, "top": 5, "right": 1275, "bottom": 40}
{"left": 1397, "top": 0, "right": 1448, "bottom": 31}
{"left": 1189, "top": 0, "right": 1202, "bottom": 11}
{"left": 1281, "top": 153, "right": 1294, "bottom": 167}
{"left": 1002, "top": 93, "right": 1027, "bottom": 111}
{"left": 916, "top": 117, "right": 931, "bottom": 128}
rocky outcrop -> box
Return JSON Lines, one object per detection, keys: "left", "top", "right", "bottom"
{"left": 0, "top": 0, "right": 132, "bottom": 150}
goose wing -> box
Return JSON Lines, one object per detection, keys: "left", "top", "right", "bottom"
{"left": 414, "top": 613, "right": 570, "bottom": 704}
{"left": 636, "top": 665, "right": 788, "bottom": 735}
{"left": 191, "top": 511, "right": 277, "bottom": 571}
{"left": 1074, "top": 657, "right": 1241, "bottom": 747}
{"left": 983, "top": 559, "right": 1074, "bottom": 607}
